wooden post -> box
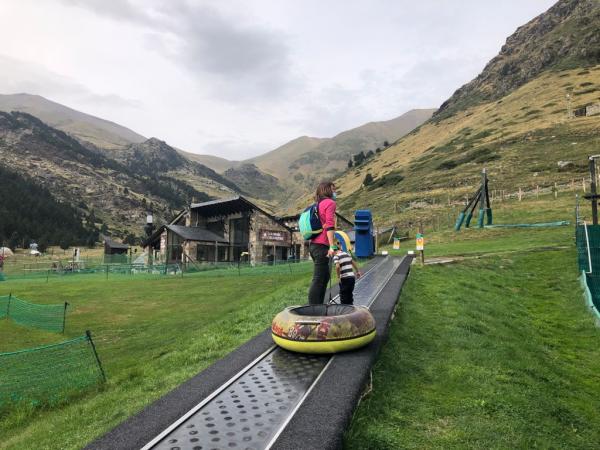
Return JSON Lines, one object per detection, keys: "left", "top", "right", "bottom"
{"left": 554, "top": 182, "right": 558, "bottom": 199}
{"left": 518, "top": 188, "right": 523, "bottom": 201}
{"left": 536, "top": 185, "right": 539, "bottom": 198}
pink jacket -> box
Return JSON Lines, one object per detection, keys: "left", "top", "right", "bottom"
{"left": 312, "top": 198, "right": 336, "bottom": 246}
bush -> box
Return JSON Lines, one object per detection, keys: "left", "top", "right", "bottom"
{"left": 363, "top": 173, "right": 374, "bottom": 186}
{"left": 369, "top": 171, "right": 405, "bottom": 189}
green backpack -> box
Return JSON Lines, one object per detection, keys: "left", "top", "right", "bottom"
{"left": 299, "top": 202, "right": 323, "bottom": 240}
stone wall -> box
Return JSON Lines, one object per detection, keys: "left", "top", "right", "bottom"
{"left": 249, "top": 211, "right": 292, "bottom": 265}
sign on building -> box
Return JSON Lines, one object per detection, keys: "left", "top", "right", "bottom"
{"left": 259, "top": 229, "right": 289, "bottom": 242}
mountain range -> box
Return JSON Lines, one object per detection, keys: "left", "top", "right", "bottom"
{"left": 331, "top": 0, "right": 600, "bottom": 224}
{"left": 2, "top": 0, "right": 596, "bottom": 244}
{"left": 0, "top": 94, "right": 431, "bottom": 241}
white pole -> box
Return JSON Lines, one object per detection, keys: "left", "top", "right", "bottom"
{"left": 585, "top": 221, "right": 593, "bottom": 274}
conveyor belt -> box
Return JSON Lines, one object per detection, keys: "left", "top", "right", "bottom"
{"left": 142, "top": 256, "right": 401, "bottom": 450}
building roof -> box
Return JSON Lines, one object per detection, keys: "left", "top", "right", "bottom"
{"left": 191, "top": 196, "right": 292, "bottom": 233}
{"left": 166, "top": 225, "right": 228, "bottom": 243}
{"left": 104, "top": 237, "right": 129, "bottom": 250}
{"left": 142, "top": 224, "right": 229, "bottom": 247}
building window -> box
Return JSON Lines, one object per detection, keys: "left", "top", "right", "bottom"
{"left": 230, "top": 217, "right": 250, "bottom": 244}
{"left": 207, "top": 220, "right": 225, "bottom": 238}
{"left": 197, "top": 244, "right": 215, "bottom": 262}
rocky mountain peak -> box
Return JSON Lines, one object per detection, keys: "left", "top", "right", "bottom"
{"left": 435, "top": 0, "right": 600, "bottom": 119}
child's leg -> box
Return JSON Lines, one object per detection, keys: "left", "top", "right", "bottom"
{"left": 340, "top": 277, "right": 355, "bottom": 305}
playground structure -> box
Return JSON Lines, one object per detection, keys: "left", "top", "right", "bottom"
{"left": 455, "top": 168, "right": 492, "bottom": 231}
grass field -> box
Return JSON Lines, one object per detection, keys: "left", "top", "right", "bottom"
{"left": 1, "top": 192, "right": 596, "bottom": 449}
{"left": 345, "top": 196, "right": 600, "bottom": 449}
{"left": 0, "top": 265, "right": 313, "bottom": 450}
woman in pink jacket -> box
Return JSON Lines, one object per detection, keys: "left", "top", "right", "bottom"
{"left": 308, "top": 181, "right": 338, "bottom": 304}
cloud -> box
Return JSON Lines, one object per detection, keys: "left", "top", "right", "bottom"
{"left": 60, "top": 0, "right": 297, "bottom": 101}
{"left": 0, "top": 54, "right": 141, "bottom": 109}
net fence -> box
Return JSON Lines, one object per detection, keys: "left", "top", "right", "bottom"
{"left": 0, "top": 259, "right": 314, "bottom": 282}
{"left": 575, "top": 204, "right": 600, "bottom": 314}
{"left": 0, "top": 295, "right": 68, "bottom": 332}
{"left": 0, "top": 332, "right": 105, "bottom": 410}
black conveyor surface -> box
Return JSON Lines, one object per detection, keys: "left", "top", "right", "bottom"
{"left": 86, "top": 258, "right": 386, "bottom": 450}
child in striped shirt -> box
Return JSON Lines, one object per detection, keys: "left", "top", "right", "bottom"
{"left": 333, "top": 249, "right": 361, "bottom": 305}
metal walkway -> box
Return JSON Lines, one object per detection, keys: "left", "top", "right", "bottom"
{"left": 142, "top": 257, "right": 401, "bottom": 450}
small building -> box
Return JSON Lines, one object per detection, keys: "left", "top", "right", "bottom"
{"left": 103, "top": 237, "right": 129, "bottom": 263}
{"left": 587, "top": 103, "right": 600, "bottom": 117}
{"left": 144, "top": 196, "right": 295, "bottom": 266}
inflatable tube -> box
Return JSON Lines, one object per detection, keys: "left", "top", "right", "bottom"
{"left": 271, "top": 304, "right": 376, "bottom": 354}
{"left": 334, "top": 230, "right": 353, "bottom": 253}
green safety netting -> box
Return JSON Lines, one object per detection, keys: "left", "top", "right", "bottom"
{"left": 0, "top": 333, "right": 105, "bottom": 409}
{"left": 0, "top": 295, "right": 68, "bottom": 332}
{"left": 0, "top": 295, "right": 9, "bottom": 319}
{"left": 575, "top": 222, "right": 600, "bottom": 319}
{"left": 485, "top": 220, "right": 570, "bottom": 228}
{"left": 1, "top": 260, "right": 313, "bottom": 282}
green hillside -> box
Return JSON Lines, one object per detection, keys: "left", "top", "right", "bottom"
{"left": 333, "top": 0, "right": 600, "bottom": 225}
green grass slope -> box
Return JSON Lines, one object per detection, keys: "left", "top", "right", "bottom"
{"left": 334, "top": 65, "right": 600, "bottom": 224}
{"left": 346, "top": 195, "right": 600, "bottom": 449}
{"left": 0, "top": 266, "right": 312, "bottom": 450}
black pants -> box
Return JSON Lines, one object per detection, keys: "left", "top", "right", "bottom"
{"left": 308, "top": 243, "right": 330, "bottom": 305}
{"left": 339, "top": 277, "right": 356, "bottom": 305}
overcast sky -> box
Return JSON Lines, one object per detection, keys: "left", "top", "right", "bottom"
{"left": 0, "top": 0, "right": 556, "bottom": 160}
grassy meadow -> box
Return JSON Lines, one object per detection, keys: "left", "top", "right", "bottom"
{"left": 1, "top": 190, "right": 597, "bottom": 449}
{"left": 0, "top": 264, "right": 313, "bottom": 450}
{"left": 346, "top": 193, "right": 600, "bottom": 448}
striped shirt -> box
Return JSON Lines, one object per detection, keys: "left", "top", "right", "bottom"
{"left": 333, "top": 251, "right": 355, "bottom": 279}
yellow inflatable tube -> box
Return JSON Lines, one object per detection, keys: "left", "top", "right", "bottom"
{"left": 271, "top": 304, "right": 376, "bottom": 354}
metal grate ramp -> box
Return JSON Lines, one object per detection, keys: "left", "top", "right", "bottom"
{"left": 144, "top": 257, "right": 401, "bottom": 450}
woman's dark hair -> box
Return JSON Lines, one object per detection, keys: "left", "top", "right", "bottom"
{"left": 315, "top": 181, "right": 335, "bottom": 202}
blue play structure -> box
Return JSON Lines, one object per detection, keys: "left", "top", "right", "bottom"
{"left": 354, "top": 210, "right": 374, "bottom": 257}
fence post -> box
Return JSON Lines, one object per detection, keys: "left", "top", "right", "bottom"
{"left": 62, "top": 302, "right": 69, "bottom": 333}
{"left": 518, "top": 188, "right": 523, "bottom": 201}
{"left": 86, "top": 330, "right": 107, "bottom": 382}
{"left": 6, "top": 292, "right": 11, "bottom": 318}
{"left": 105, "top": 265, "right": 109, "bottom": 280}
